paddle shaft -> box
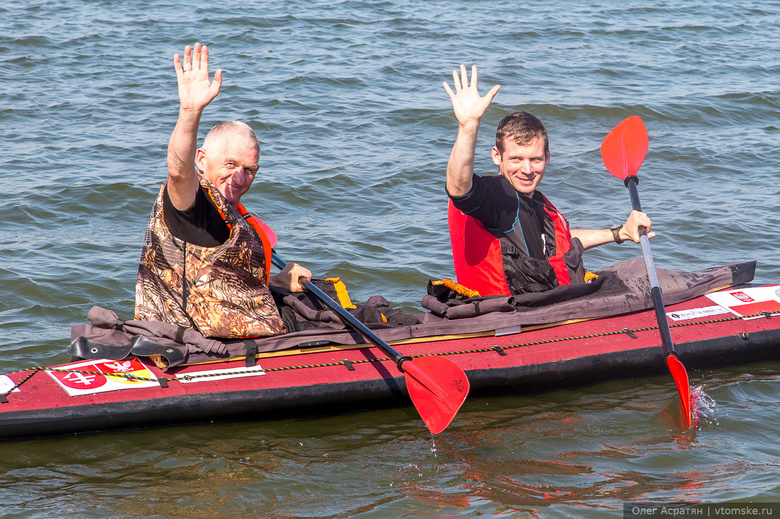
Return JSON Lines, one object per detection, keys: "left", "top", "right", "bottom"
{"left": 270, "top": 254, "right": 410, "bottom": 369}
{"left": 625, "top": 176, "right": 678, "bottom": 357}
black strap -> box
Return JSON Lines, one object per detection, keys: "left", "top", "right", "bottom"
{"left": 492, "top": 345, "right": 507, "bottom": 356}
{"left": 244, "top": 339, "right": 258, "bottom": 367}
{"left": 505, "top": 244, "right": 521, "bottom": 256}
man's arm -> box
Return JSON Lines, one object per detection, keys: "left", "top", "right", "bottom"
{"left": 167, "top": 43, "right": 222, "bottom": 212}
{"left": 571, "top": 210, "right": 655, "bottom": 250}
{"left": 443, "top": 65, "right": 500, "bottom": 197}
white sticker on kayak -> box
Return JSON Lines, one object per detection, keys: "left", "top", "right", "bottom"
{"left": 177, "top": 365, "right": 266, "bottom": 383}
{"left": 0, "top": 375, "right": 21, "bottom": 394}
{"left": 667, "top": 305, "right": 731, "bottom": 321}
{"left": 706, "top": 285, "right": 780, "bottom": 319}
{"left": 47, "top": 358, "right": 159, "bottom": 396}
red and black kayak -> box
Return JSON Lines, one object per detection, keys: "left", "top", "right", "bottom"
{"left": 0, "top": 259, "right": 778, "bottom": 439}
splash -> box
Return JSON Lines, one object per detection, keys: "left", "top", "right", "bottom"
{"left": 689, "top": 385, "right": 717, "bottom": 429}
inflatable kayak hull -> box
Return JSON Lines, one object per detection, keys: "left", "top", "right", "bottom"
{"left": 0, "top": 289, "right": 779, "bottom": 439}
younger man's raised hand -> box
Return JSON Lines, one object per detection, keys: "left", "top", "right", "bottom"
{"left": 442, "top": 64, "right": 500, "bottom": 127}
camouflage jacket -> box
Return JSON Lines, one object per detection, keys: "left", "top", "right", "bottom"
{"left": 135, "top": 180, "right": 285, "bottom": 339}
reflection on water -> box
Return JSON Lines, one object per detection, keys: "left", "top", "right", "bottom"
{"left": 2, "top": 373, "right": 777, "bottom": 518}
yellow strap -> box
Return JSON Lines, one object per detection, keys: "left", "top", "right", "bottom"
{"left": 584, "top": 270, "right": 599, "bottom": 283}
{"left": 324, "top": 277, "right": 357, "bottom": 309}
{"left": 431, "top": 278, "right": 481, "bottom": 298}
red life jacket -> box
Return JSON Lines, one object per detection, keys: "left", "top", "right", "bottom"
{"left": 448, "top": 195, "right": 583, "bottom": 296}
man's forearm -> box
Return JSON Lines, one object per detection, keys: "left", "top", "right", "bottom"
{"left": 446, "top": 122, "right": 480, "bottom": 197}
{"left": 166, "top": 108, "right": 202, "bottom": 210}
{"left": 570, "top": 228, "right": 615, "bottom": 251}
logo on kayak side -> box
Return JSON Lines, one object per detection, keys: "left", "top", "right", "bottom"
{"left": 47, "top": 358, "right": 159, "bottom": 397}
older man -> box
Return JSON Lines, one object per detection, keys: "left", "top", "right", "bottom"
{"left": 443, "top": 65, "right": 654, "bottom": 296}
{"left": 135, "top": 43, "right": 310, "bottom": 338}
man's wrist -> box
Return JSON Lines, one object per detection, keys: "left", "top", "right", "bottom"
{"left": 610, "top": 224, "right": 624, "bottom": 244}
{"left": 457, "top": 120, "right": 481, "bottom": 131}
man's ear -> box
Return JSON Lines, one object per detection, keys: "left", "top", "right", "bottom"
{"left": 491, "top": 146, "right": 501, "bottom": 166}
{"left": 195, "top": 148, "right": 207, "bottom": 171}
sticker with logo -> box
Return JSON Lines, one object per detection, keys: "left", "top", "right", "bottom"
{"left": 47, "top": 358, "right": 160, "bottom": 397}
{"left": 706, "top": 285, "right": 780, "bottom": 320}
{"left": 667, "top": 305, "right": 731, "bottom": 321}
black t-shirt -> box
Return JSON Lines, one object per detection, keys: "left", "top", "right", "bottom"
{"left": 162, "top": 185, "right": 230, "bottom": 247}
{"left": 448, "top": 174, "right": 551, "bottom": 259}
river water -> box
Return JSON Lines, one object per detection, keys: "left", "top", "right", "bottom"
{"left": 1, "top": 1, "right": 779, "bottom": 517}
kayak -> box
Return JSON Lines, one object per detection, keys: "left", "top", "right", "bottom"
{"left": 0, "top": 259, "right": 778, "bottom": 439}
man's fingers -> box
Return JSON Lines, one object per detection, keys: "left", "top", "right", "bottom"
{"left": 485, "top": 84, "right": 501, "bottom": 103}
{"left": 178, "top": 43, "right": 218, "bottom": 86}
{"left": 192, "top": 42, "right": 201, "bottom": 71}
{"left": 210, "top": 69, "right": 223, "bottom": 97}
{"left": 443, "top": 81, "right": 455, "bottom": 100}
{"left": 284, "top": 264, "right": 312, "bottom": 292}
{"left": 182, "top": 45, "right": 192, "bottom": 71}
{"left": 201, "top": 44, "right": 209, "bottom": 72}
{"left": 298, "top": 268, "right": 312, "bottom": 291}
{"left": 447, "top": 64, "right": 496, "bottom": 102}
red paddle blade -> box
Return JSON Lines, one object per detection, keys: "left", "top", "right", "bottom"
{"left": 403, "top": 356, "right": 470, "bottom": 434}
{"left": 601, "top": 115, "right": 649, "bottom": 180}
{"left": 666, "top": 355, "right": 693, "bottom": 429}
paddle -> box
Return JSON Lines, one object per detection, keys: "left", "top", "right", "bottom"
{"left": 271, "top": 253, "right": 470, "bottom": 434}
{"left": 600, "top": 115, "right": 693, "bottom": 429}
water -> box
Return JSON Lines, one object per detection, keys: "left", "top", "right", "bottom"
{"left": 1, "top": 0, "right": 779, "bottom": 516}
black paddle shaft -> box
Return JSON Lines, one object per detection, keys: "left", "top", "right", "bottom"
{"left": 270, "top": 253, "right": 410, "bottom": 369}
{"left": 624, "top": 176, "right": 678, "bottom": 358}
